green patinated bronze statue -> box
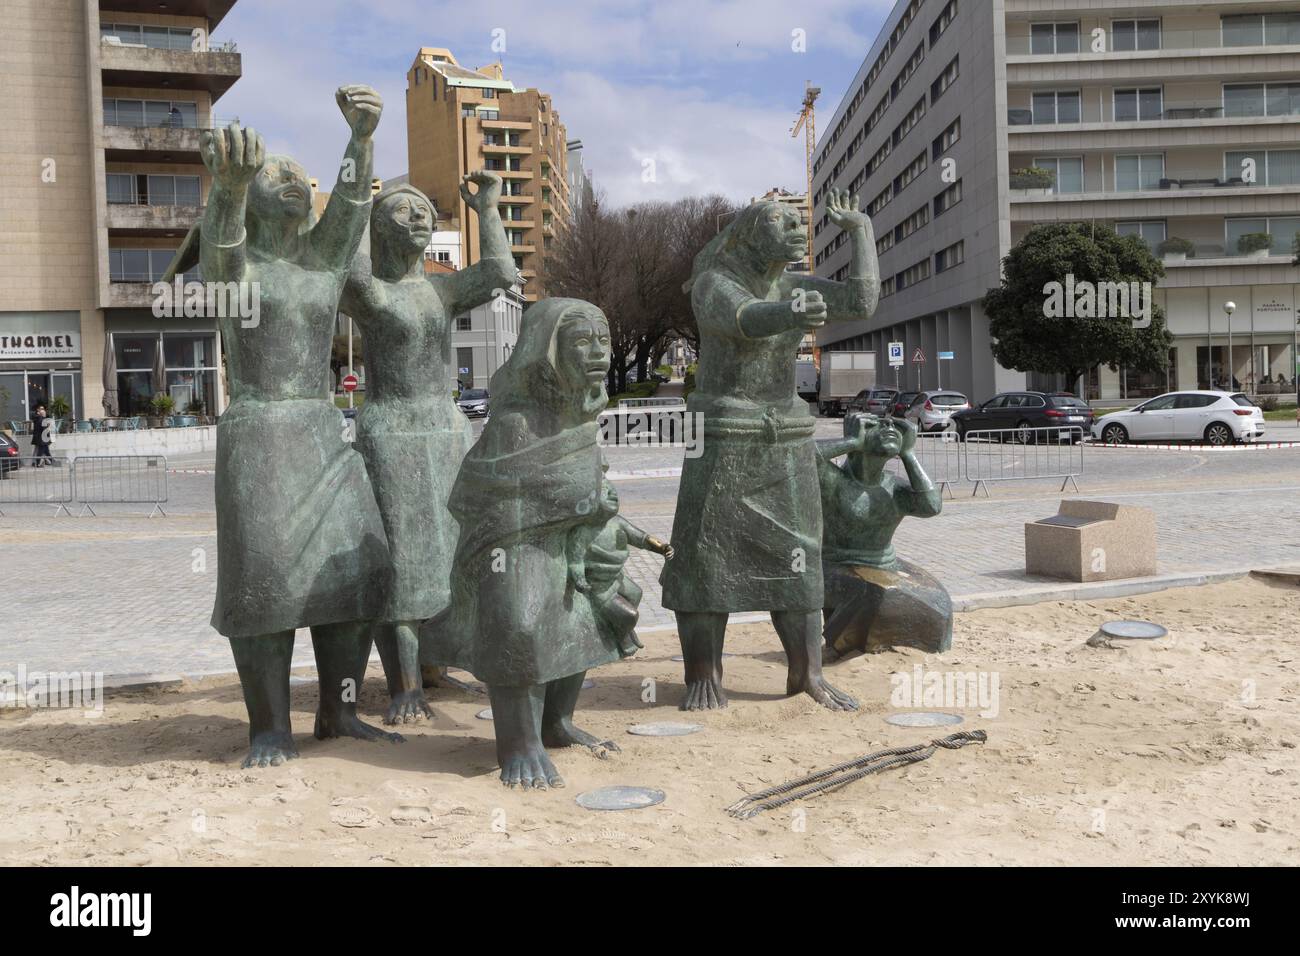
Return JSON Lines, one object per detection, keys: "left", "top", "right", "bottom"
{"left": 166, "top": 86, "right": 402, "bottom": 767}
{"left": 340, "top": 172, "right": 516, "bottom": 724}
{"left": 816, "top": 412, "right": 952, "bottom": 655}
{"left": 421, "top": 298, "right": 656, "bottom": 789}
{"left": 660, "top": 190, "right": 879, "bottom": 711}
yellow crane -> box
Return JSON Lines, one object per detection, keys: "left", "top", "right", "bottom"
{"left": 790, "top": 80, "right": 820, "bottom": 272}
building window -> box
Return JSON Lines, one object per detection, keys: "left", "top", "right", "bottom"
{"left": 1225, "top": 216, "right": 1300, "bottom": 255}
{"left": 1116, "top": 221, "right": 1166, "bottom": 252}
{"left": 893, "top": 151, "right": 928, "bottom": 196}
{"left": 1225, "top": 149, "right": 1300, "bottom": 185}
{"left": 1031, "top": 90, "right": 1081, "bottom": 124}
{"left": 461, "top": 107, "right": 477, "bottom": 117}
{"left": 481, "top": 110, "right": 499, "bottom": 120}
{"left": 1222, "top": 12, "right": 1300, "bottom": 47}
{"left": 1114, "top": 154, "right": 1164, "bottom": 191}
{"left": 456, "top": 316, "right": 472, "bottom": 331}
{"left": 103, "top": 98, "right": 197, "bottom": 128}
{"left": 867, "top": 186, "right": 892, "bottom": 217}
{"left": 890, "top": 43, "right": 925, "bottom": 100}
{"left": 876, "top": 232, "right": 894, "bottom": 256}
{"left": 930, "top": 0, "right": 958, "bottom": 45}
{"left": 894, "top": 204, "right": 929, "bottom": 242}
{"left": 1114, "top": 88, "right": 1162, "bottom": 122}
{"left": 100, "top": 23, "right": 197, "bottom": 51}
{"left": 932, "top": 117, "right": 961, "bottom": 159}
{"left": 933, "top": 179, "right": 963, "bottom": 217}
{"left": 930, "top": 56, "right": 959, "bottom": 105}
{"left": 482, "top": 88, "right": 496, "bottom": 98}
{"left": 1031, "top": 22, "right": 1080, "bottom": 54}
{"left": 108, "top": 248, "right": 184, "bottom": 282}
{"left": 1033, "top": 156, "right": 1084, "bottom": 193}
{"left": 892, "top": 98, "right": 926, "bottom": 146}
{"left": 880, "top": 276, "right": 895, "bottom": 298}
{"left": 113, "top": 332, "right": 218, "bottom": 416}
{"left": 1224, "top": 82, "right": 1300, "bottom": 118}
{"left": 867, "top": 141, "right": 892, "bottom": 177}
{"left": 896, "top": 257, "right": 931, "bottom": 290}
{"left": 934, "top": 240, "right": 964, "bottom": 273}
{"left": 1111, "top": 19, "right": 1161, "bottom": 51}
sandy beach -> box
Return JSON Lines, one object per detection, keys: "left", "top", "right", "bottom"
{"left": 2, "top": 575, "right": 1297, "bottom": 866}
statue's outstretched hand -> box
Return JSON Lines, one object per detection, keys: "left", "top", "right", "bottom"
{"left": 337, "top": 84, "right": 383, "bottom": 138}
{"left": 827, "top": 187, "right": 871, "bottom": 232}
{"left": 460, "top": 170, "right": 503, "bottom": 214}
{"left": 200, "top": 122, "right": 264, "bottom": 189}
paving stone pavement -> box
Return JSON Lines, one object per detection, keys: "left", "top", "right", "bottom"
{"left": 3, "top": 419, "right": 1299, "bottom": 678}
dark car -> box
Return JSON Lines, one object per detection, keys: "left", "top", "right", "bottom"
{"left": 457, "top": 387, "right": 490, "bottom": 418}
{"left": 950, "top": 391, "right": 1094, "bottom": 443}
{"left": 0, "top": 432, "right": 18, "bottom": 477}
{"left": 891, "top": 391, "right": 922, "bottom": 416}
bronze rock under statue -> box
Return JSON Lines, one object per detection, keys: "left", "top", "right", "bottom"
{"left": 421, "top": 298, "right": 662, "bottom": 789}
{"left": 659, "top": 190, "right": 879, "bottom": 711}
{"left": 164, "top": 87, "right": 402, "bottom": 768}
{"left": 815, "top": 412, "right": 951, "bottom": 656}
{"left": 340, "top": 171, "right": 516, "bottom": 724}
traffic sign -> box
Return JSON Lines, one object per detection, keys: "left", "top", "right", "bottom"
{"left": 888, "top": 341, "right": 904, "bottom": 366}
{"left": 342, "top": 373, "right": 359, "bottom": 393}
{"left": 938, "top": 351, "right": 954, "bottom": 360}
{"left": 912, "top": 347, "right": 926, "bottom": 364}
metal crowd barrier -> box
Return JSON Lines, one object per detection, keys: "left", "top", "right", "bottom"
{"left": 0, "top": 458, "right": 74, "bottom": 516}
{"left": 886, "top": 431, "right": 965, "bottom": 497}
{"left": 72, "top": 455, "right": 169, "bottom": 516}
{"left": 961, "top": 427, "right": 1084, "bottom": 497}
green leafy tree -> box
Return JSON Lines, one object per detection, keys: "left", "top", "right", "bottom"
{"left": 982, "top": 223, "right": 1173, "bottom": 390}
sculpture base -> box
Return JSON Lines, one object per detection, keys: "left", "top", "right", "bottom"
{"left": 822, "top": 559, "right": 952, "bottom": 656}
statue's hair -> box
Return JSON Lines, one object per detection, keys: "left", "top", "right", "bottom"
{"left": 683, "top": 201, "right": 784, "bottom": 294}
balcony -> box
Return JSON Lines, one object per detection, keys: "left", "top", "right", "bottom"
{"left": 480, "top": 117, "right": 532, "bottom": 131}
{"left": 1006, "top": 26, "right": 1300, "bottom": 57}
{"left": 105, "top": 281, "right": 158, "bottom": 309}
{"left": 482, "top": 139, "right": 530, "bottom": 155}
{"left": 498, "top": 193, "right": 535, "bottom": 204}
{"left": 497, "top": 169, "right": 532, "bottom": 180}
{"left": 99, "top": 0, "right": 238, "bottom": 30}
{"left": 102, "top": 123, "right": 207, "bottom": 163}
{"left": 510, "top": 243, "right": 537, "bottom": 254}
{"left": 501, "top": 218, "right": 535, "bottom": 229}
{"left": 100, "top": 39, "right": 241, "bottom": 102}
{"left": 106, "top": 202, "right": 204, "bottom": 235}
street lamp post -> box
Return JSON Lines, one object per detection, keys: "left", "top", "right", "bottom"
{"left": 1224, "top": 301, "right": 1236, "bottom": 392}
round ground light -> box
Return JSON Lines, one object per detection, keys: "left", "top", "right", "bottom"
{"left": 575, "top": 785, "right": 666, "bottom": 811}
{"left": 885, "top": 712, "right": 964, "bottom": 728}
{"left": 1099, "top": 620, "right": 1168, "bottom": 640}
{"left": 627, "top": 722, "right": 701, "bottom": 737}
{"left": 475, "top": 708, "right": 493, "bottom": 720}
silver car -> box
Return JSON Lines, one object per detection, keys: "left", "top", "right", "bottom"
{"left": 903, "top": 390, "right": 971, "bottom": 432}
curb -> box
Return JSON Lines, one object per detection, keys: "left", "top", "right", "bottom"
{"left": 1087, "top": 441, "right": 1300, "bottom": 451}
{"left": 950, "top": 567, "right": 1255, "bottom": 611}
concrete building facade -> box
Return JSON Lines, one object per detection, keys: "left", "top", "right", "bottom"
{"left": 405, "top": 47, "right": 571, "bottom": 302}
{"left": 813, "top": 0, "right": 1300, "bottom": 404}
{"left": 1, "top": 0, "right": 240, "bottom": 425}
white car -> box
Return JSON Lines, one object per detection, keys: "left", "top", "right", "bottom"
{"left": 1091, "top": 391, "right": 1265, "bottom": 445}
{"left": 903, "top": 390, "right": 971, "bottom": 432}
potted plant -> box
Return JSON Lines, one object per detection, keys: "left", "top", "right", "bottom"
{"left": 1157, "top": 236, "right": 1195, "bottom": 263}
{"left": 149, "top": 392, "right": 176, "bottom": 427}
{"left": 1237, "top": 232, "right": 1274, "bottom": 258}
{"left": 1009, "top": 166, "right": 1056, "bottom": 195}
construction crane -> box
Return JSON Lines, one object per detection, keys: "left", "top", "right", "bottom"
{"left": 790, "top": 80, "right": 820, "bottom": 272}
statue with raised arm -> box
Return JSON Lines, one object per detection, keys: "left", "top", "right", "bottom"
{"left": 421, "top": 298, "right": 653, "bottom": 789}
{"left": 660, "top": 189, "right": 879, "bottom": 711}
{"left": 815, "top": 412, "right": 951, "bottom": 656}
{"left": 165, "top": 86, "right": 402, "bottom": 767}
{"left": 340, "top": 171, "right": 516, "bottom": 724}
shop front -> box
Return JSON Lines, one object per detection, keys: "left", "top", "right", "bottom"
{"left": 0, "top": 312, "right": 84, "bottom": 426}
{"left": 108, "top": 325, "right": 222, "bottom": 417}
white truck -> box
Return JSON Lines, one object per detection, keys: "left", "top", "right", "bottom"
{"left": 817, "top": 350, "right": 876, "bottom": 417}
{"left": 795, "top": 359, "right": 819, "bottom": 404}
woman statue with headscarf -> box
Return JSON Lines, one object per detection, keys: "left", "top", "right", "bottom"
{"left": 165, "top": 87, "right": 400, "bottom": 768}
{"left": 422, "top": 298, "right": 656, "bottom": 789}
{"left": 340, "top": 172, "right": 515, "bottom": 724}
{"left": 660, "top": 189, "right": 879, "bottom": 711}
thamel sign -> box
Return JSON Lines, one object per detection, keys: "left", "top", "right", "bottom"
{"left": 0, "top": 331, "right": 81, "bottom": 361}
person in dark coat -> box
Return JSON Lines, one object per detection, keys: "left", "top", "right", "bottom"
{"left": 30, "top": 404, "right": 53, "bottom": 467}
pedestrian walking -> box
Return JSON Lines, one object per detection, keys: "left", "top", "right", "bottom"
{"left": 30, "top": 403, "right": 54, "bottom": 467}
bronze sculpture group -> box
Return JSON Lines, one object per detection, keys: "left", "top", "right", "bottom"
{"left": 172, "top": 85, "right": 950, "bottom": 787}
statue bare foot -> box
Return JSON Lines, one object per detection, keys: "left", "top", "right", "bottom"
{"left": 314, "top": 710, "right": 406, "bottom": 743}
{"left": 542, "top": 717, "right": 619, "bottom": 758}
{"left": 789, "top": 673, "right": 858, "bottom": 711}
{"left": 241, "top": 731, "right": 299, "bottom": 768}
{"left": 421, "top": 664, "right": 480, "bottom": 694}
{"left": 681, "top": 676, "right": 728, "bottom": 710}
{"left": 499, "top": 744, "right": 564, "bottom": 789}
{"left": 385, "top": 689, "right": 434, "bottom": 725}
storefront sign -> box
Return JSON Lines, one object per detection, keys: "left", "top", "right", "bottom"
{"left": 0, "top": 313, "right": 81, "bottom": 361}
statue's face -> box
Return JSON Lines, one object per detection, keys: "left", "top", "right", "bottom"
{"left": 249, "top": 155, "right": 312, "bottom": 226}
{"left": 752, "top": 203, "right": 808, "bottom": 265}
{"left": 376, "top": 192, "right": 434, "bottom": 256}
{"left": 555, "top": 309, "right": 611, "bottom": 392}
{"left": 862, "top": 416, "right": 904, "bottom": 456}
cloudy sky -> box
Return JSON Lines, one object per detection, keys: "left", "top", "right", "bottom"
{"left": 213, "top": 0, "right": 893, "bottom": 207}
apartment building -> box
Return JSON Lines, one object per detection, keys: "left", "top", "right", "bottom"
{"left": 405, "top": 48, "right": 571, "bottom": 302}
{"left": 0, "top": 0, "right": 241, "bottom": 424}
{"left": 813, "top": 0, "right": 1300, "bottom": 403}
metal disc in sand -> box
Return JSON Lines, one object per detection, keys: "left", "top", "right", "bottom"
{"left": 885, "top": 712, "right": 964, "bottom": 728}
{"left": 475, "top": 708, "right": 493, "bottom": 720}
{"left": 1099, "top": 620, "right": 1168, "bottom": 640}
{"left": 627, "top": 721, "right": 702, "bottom": 737}
{"left": 582, "top": 678, "right": 595, "bottom": 689}
{"left": 576, "top": 785, "right": 666, "bottom": 811}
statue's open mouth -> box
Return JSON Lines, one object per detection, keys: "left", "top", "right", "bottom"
{"left": 280, "top": 187, "right": 306, "bottom": 203}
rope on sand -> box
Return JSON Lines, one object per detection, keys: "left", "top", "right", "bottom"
{"left": 726, "top": 730, "right": 988, "bottom": 819}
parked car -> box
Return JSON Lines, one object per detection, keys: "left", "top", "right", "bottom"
{"left": 0, "top": 432, "right": 19, "bottom": 477}
{"left": 848, "top": 386, "right": 900, "bottom": 416}
{"left": 891, "top": 391, "right": 922, "bottom": 416}
{"left": 457, "top": 387, "right": 490, "bottom": 418}
{"left": 951, "top": 391, "right": 1094, "bottom": 443}
{"left": 1091, "top": 391, "right": 1265, "bottom": 445}
{"left": 903, "top": 390, "right": 971, "bottom": 432}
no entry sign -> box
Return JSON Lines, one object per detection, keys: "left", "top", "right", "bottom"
{"left": 342, "top": 373, "right": 359, "bottom": 393}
